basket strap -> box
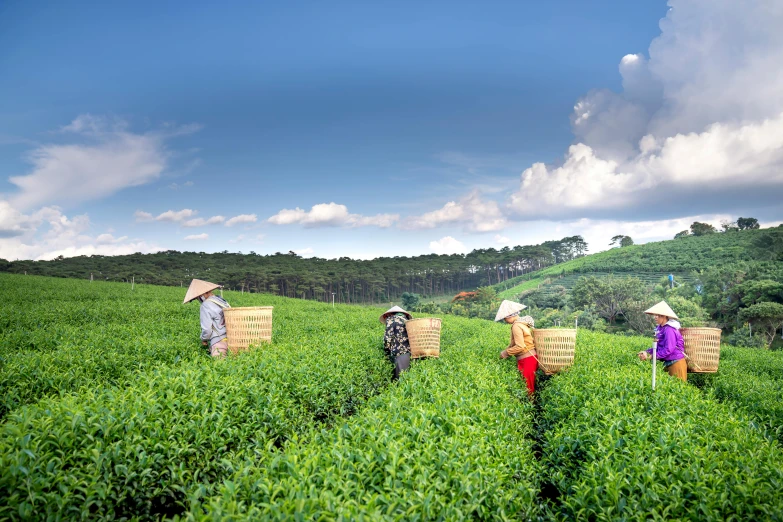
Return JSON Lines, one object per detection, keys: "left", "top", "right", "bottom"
{"left": 208, "top": 296, "right": 230, "bottom": 309}
{"left": 531, "top": 354, "right": 551, "bottom": 374}
{"left": 682, "top": 352, "right": 704, "bottom": 372}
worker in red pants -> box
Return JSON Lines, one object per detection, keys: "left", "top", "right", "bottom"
{"left": 496, "top": 300, "right": 538, "bottom": 396}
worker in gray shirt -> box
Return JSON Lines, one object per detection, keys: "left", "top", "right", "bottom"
{"left": 183, "top": 279, "right": 231, "bottom": 357}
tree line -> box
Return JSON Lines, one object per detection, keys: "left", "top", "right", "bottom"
{"left": 0, "top": 235, "right": 588, "bottom": 305}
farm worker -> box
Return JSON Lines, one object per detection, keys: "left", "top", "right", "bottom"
{"left": 183, "top": 279, "right": 231, "bottom": 358}
{"left": 637, "top": 300, "right": 687, "bottom": 382}
{"left": 496, "top": 300, "right": 538, "bottom": 396}
{"left": 380, "top": 305, "right": 413, "bottom": 381}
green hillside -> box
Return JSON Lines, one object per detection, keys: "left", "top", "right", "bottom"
{"left": 495, "top": 226, "right": 783, "bottom": 299}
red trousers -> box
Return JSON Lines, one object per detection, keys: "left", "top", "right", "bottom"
{"left": 517, "top": 356, "right": 538, "bottom": 395}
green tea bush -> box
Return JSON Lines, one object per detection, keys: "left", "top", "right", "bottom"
{"left": 691, "top": 346, "right": 783, "bottom": 443}
{"left": 0, "top": 275, "right": 202, "bottom": 417}
{"left": 538, "top": 330, "right": 783, "bottom": 520}
{"left": 187, "top": 320, "right": 541, "bottom": 521}
{"left": 0, "top": 276, "right": 391, "bottom": 520}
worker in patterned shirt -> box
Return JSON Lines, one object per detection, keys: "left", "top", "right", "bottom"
{"left": 380, "top": 306, "right": 413, "bottom": 381}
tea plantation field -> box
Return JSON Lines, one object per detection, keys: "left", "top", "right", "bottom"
{"left": 1, "top": 273, "right": 782, "bottom": 520}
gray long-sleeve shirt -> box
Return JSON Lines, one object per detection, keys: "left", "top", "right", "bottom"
{"left": 200, "top": 296, "right": 230, "bottom": 346}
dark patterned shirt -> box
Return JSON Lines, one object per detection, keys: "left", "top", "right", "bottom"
{"left": 384, "top": 315, "right": 411, "bottom": 358}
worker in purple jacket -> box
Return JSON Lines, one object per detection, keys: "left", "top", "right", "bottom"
{"left": 637, "top": 300, "right": 687, "bottom": 382}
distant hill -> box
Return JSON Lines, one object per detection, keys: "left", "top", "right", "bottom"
{"left": 494, "top": 226, "right": 783, "bottom": 299}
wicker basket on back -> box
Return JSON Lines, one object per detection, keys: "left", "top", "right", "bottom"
{"left": 680, "top": 327, "right": 721, "bottom": 373}
{"left": 406, "top": 318, "right": 442, "bottom": 359}
{"left": 532, "top": 328, "right": 576, "bottom": 375}
{"left": 224, "top": 306, "right": 273, "bottom": 355}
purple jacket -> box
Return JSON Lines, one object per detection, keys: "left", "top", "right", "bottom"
{"left": 646, "top": 322, "right": 685, "bottom": 362}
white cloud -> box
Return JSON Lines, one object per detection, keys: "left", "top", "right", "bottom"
{"left": 96, "top": 233, "right": 129, "bottom": 244}
{"left": 184, "top": 233, "right": 209, "bottom": 240}
{"left": 134, "top": 210, "right": 154, "bottom": 222}
{"left": 228, "top": 235, "right": 245, "bottom": 244}
{"left": 510, "top": 114, "right": 783, "bottom": 219}
{"left": 8, "top": 114, "right": 200, "bottom": 211}
{"left": 429, "top": 236, "right": 467, "bottom": 255}
{"left": 225, "top": 214, "right": 258, "bottom": 227}
{"left": 183, "top": 215, "right": 226, "bottom": 227}
{"left": 508, "top": 0, "right": 783, "bottom": 220}
{"left": 494, "top": 234, "right": 511, "bottom": 246}
{"left": 0, "top": 203, "right": 161, "bottom": 261}
{"left": 295, "top": 247, "right": 314, "bottom": 256}
{"left": 155, "top": 209, "right": 197, "bottom": 223}
{"left": 0, "top": 201, "right": 36, "bottom": 238}
{"left": 564, "top": 214, "right": 733, "bottom": 252}
{"left": 136, "top": 209, "right": 228, "bottom": 227}
{"left": 402, "top": 191, "right": 507, "bottom": 232}
{"left": 268, "top": 203, "right": 398, "bottom": 228}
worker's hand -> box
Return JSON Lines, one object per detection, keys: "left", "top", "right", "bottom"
{"left": 202, "top": 341, "right": 208, "bottom": 347}
{"left": 500, "top": 350, "right": 509, "bottom": 359}
{"left": 637, "top": 351, "right": 649, "bottom": 361}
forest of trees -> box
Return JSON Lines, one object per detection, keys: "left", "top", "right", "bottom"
{"left": 0, "top": 236, "right": 589, "bottom": 305}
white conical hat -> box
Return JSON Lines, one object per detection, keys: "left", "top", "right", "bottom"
{"left": 494, "top": 300, "right": 527, "bottom": 322}
{"left": 183, "top": 279, "right": 221, "bottom": 304}
{"left": 644, "top": 300, "right": 678, "bottom": 319}
{"left": 380, "top": 305, "right": 412, "bottom": 323}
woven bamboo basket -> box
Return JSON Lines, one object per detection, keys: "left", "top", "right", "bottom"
{"left": 680, "top": 327, "right": 721, "bottom": 373}
{"left": 224, "top": 306, "right": 273, "bottom": 354}
{"left": 532, "top": 328, "right": 576, "bottom": 375}
{"left": 406, "top": 318, "right": 442, "bottom": 359}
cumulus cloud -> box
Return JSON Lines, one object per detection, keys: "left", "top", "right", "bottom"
{"left": 494, "top": 234, "right": 512, "bottom": 246}
{"left": 155, "top": 209, "right": 197, "bottom": 223}
{"left": 183, "top": 216, "right": 226, "bottom": 227}
{"left": 429, "top": 236, "right": 467, "bottom": 255}
{"left": 268, "top": 203, "right": 398, "bottom": 228}
{"left": 0, "top": 201, "right": 37, "bottom": 238}
{"left": 0, "top": 202, "right": 160, "bottom": 261}
{"left": 8, "top": 114, "right": 201, "bottom": 211}
{"left": 508, "top": 0, "right": 783, "bottom": 221}
{"left": 95, "top": 233, "right": 129, "bottom": 244}
{"left": 135, "top": 209, "right": 228, "bottom": 227}
{"left": 402, "top": 191, "right": 507, "bottom": 232}
{"left": 225, "top": 214, "right": 258, "bottom": 227}
{"left": 294, "top": 247, "right": 314, "bottom": 256}
{"left": 184, "top": 233, "right": 209, "bottom": 240}
{"left": 134, "top": 210, "right": 154, "bottom": 222}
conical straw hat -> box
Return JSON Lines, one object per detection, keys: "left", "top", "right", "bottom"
{"left": 644, "top": 300, "right": 678, "bottom": 319}
{"left": 183, "top": 279, "right": 221, "bottom": 304}
{"left": 379, "top": 305, "right": 412, "bottom": 323}
{"left": 494, "top": 300, "right": 527, "bottom": 322}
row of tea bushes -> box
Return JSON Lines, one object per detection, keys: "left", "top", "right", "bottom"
{"left": 0, "top": 285, "right": 392, "bottom": 520}
{"left": 0, "top": 273, "right": 381, "bottom": 419}
{"left": 691, "top": 355, "right": 783, "bottom": 444}
{"left": 187, "top": 320, "right": 542, "bottom": 521}
{"left": 720, "top": 345, "right": 783, "bottom": 381}
{"left": 538, "top": 330, "right": 783, "bottom": 520}
{"left": 0, "top": 275, "right": 202, "bottom": 417}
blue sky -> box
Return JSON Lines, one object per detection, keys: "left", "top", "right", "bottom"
{"left": 1, "top": 0, "right": 782, "bottom": 260}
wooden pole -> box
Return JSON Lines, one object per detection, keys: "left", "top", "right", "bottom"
{"left": 652, "top": 341, "right": 657, "bottom": 391}
{"left": 131, "top": 276, "right": 135, "bottom": 291}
